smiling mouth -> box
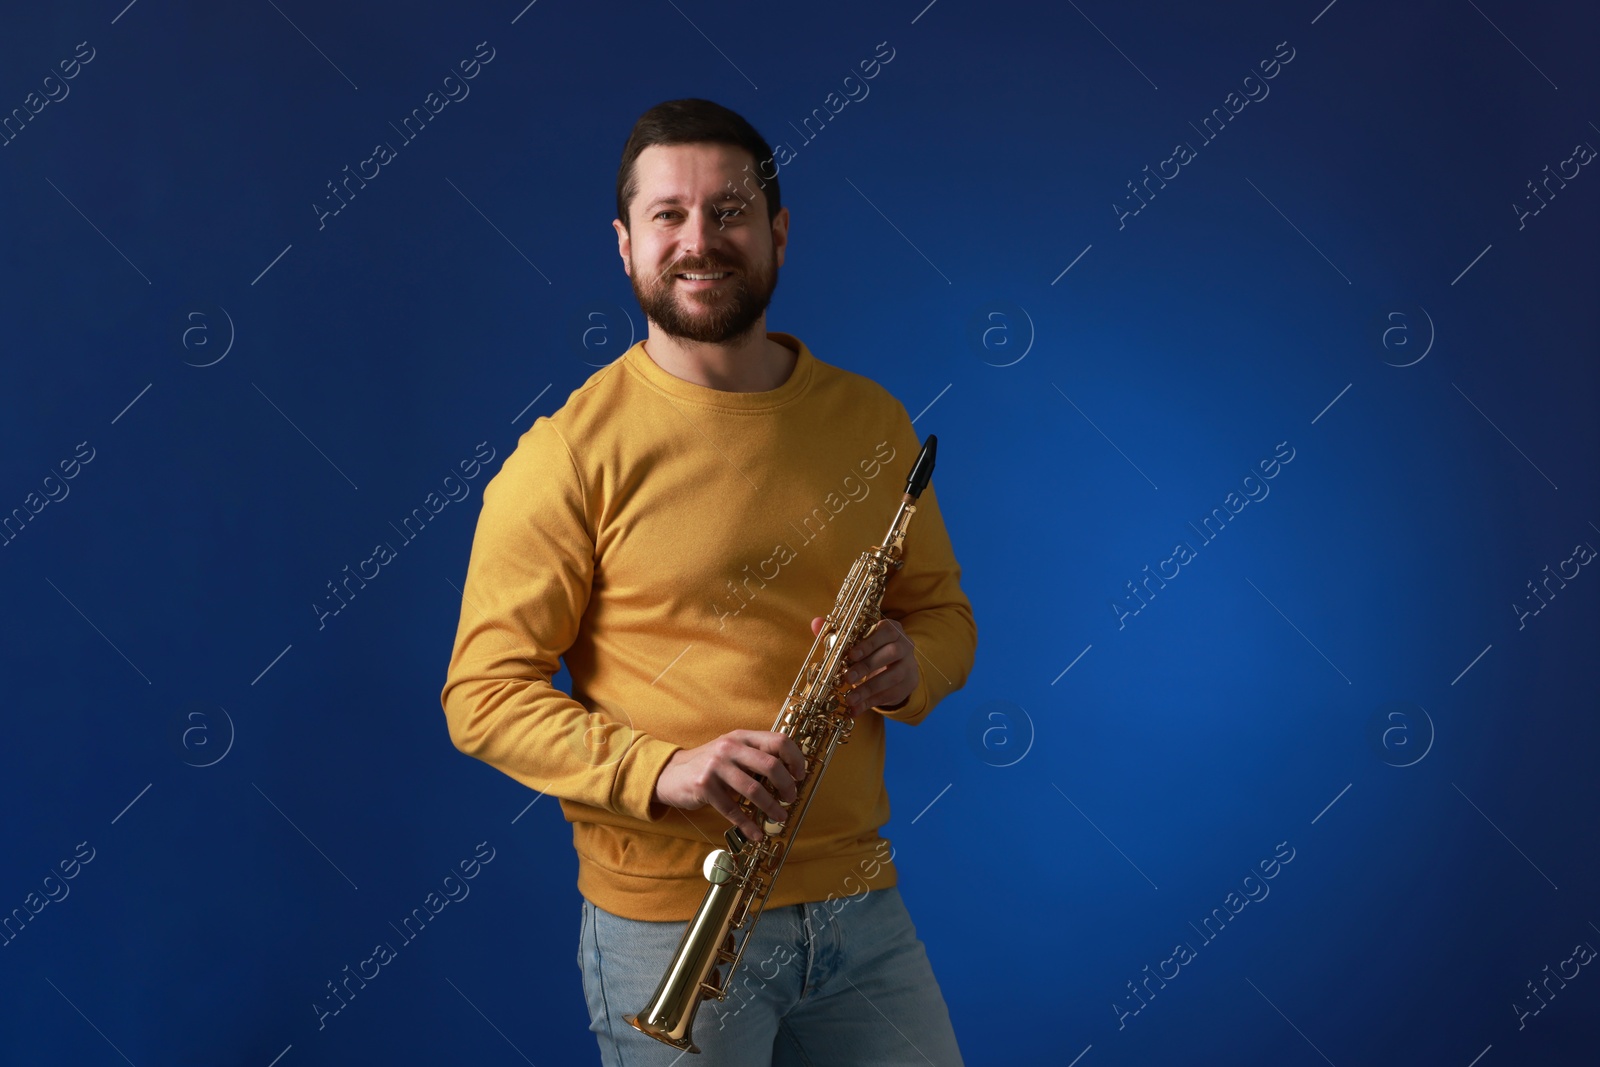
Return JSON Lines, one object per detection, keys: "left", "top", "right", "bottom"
{"left": 676, "top": 271, "right": 731, "bottom": 281}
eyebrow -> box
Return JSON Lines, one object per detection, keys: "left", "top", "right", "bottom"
{"left": 643, "top": 193, "right": 748, "bottom": 211}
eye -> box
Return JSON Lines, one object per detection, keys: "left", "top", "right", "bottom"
{"left": 718, "top": 207, "right": 744, "bottom": 219}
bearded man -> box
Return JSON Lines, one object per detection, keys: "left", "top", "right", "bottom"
{"left": 441, "top": 97, "right": 976, "bottom": 1066}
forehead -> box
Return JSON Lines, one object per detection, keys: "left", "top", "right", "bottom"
{"left": 632, "top": 142, "right": 762, "bottom": 206}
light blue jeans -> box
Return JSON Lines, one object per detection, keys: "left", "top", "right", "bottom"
{"left": 578, "top": 885, "right": 965, "bottom": 1066}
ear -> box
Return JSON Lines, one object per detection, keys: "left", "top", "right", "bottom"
{"left": 771, "top": 206, "right": 789, "bottom": 270}
{"left": 613, "top": 218, "right": 632, "bottom": 276}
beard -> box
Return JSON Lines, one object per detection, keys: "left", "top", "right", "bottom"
{"left": 629, "top": 241, "right": 779, "bottom": 345}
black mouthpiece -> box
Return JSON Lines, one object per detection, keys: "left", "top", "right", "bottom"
{"left": 904, "top": 435, "right": 937, "bottom": 499}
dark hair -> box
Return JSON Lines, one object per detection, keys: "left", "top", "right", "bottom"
{"left": 615, "top": 98, "right": 781, "bottom": 230}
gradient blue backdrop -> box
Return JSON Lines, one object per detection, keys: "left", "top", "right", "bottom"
{"left": 3, "top": 1, "right": 1597, "bottom": 1064}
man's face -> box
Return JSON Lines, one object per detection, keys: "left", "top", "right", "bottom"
{"left": 614, "top": 142, "right": 788, "bottom": 345}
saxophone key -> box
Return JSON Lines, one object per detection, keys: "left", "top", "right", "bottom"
{"left": 702, "top": 849, "right": 738, "bottom": 885}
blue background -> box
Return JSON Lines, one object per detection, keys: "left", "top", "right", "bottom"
{"left": 2, "top": 1, "right": 1597, "bottom": 1064}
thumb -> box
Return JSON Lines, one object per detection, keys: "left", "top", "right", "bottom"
{"left": 810, "top": 616, "right": 825, "bottom": 636}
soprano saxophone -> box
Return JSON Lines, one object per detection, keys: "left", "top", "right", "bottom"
{"left": 624, "top": 434, "right": 939, "bottom": 1053}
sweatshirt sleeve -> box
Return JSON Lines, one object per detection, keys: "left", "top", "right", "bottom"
{"left": 870, "top": 411, "right": 978, "bottom": 727}
{"left": 439, "top": 418, "right": 681, "bottom": 821}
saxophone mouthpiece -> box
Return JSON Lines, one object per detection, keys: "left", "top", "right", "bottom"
{"left": 905, "top": 435, "right": 936, "bottom": 499}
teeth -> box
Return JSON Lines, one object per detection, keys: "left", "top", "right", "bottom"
{"left": 680, "top": 272, "right": 728, "bottom": 280}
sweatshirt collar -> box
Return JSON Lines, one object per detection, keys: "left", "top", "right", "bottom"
{"left": 623, "top": 331, "right": 814, "bottom": 411}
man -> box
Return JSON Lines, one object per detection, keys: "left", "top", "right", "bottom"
{"left": 440, "top": 98, "right": 976, "bottom": 1065}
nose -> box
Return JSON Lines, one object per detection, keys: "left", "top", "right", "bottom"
{"left": 680, "top": 205, "right": 721, "bottom": 259}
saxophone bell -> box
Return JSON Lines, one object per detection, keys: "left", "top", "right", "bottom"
{"left": 622, "top": 842, "right": 749, "bottom": 1051}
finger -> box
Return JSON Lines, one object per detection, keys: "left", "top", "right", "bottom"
{"left": 866, "top": 618, "right": 911, "bottom": 659}
{"left": 845, "top": 618, "right": 895, "bottom": 666}
{"left": 850, "top": 664, "right": 909, "bottom": 713}
{"left": 842, "top": 690, "right": 871, "bottom": 718}
{"left": 777, "top": 735, "right": 807, "bottom": 784}
{"left": 842, "top": 675, "right": 877, "bottom": 715}
{"left": 739, "top": 730, "right": 808, "bottom": 787}
{"left": 707, "top": 786, "right": 764, "bottom": 841}
{"left": 717, "top": 756, "right": 787, "bottom": 816}
{"left": 843, "top": 655, "right": 888, "bottom": 690}
{"left": 722, "top": 766, "right": 788, "bottom": 824}
{"left": 845, "top": 681, "right": 877, "bottom": 714}
{"left": 841, "top": 620, "right": 877, "bottom": 664}
{"left": 732, "top": 745, "right": 798, "bottom": 803}
{"left": 845, "top": 634, "right": 903, "bottom": 686}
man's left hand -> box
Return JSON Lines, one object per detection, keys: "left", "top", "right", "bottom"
{"left": 809, "top": 616, "right": 920, "bottom": 715}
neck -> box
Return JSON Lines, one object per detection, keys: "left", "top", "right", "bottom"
{"left": 642, "top": 323, "right": 795, "bottom": 392}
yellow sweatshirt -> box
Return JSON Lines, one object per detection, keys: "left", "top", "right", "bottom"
{"left": 439, "top": 332, "right": 977, "bottom": 921}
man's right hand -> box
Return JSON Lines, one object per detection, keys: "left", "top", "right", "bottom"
{"left": 653, "top": 731, "right": 807, "bottom": 841}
